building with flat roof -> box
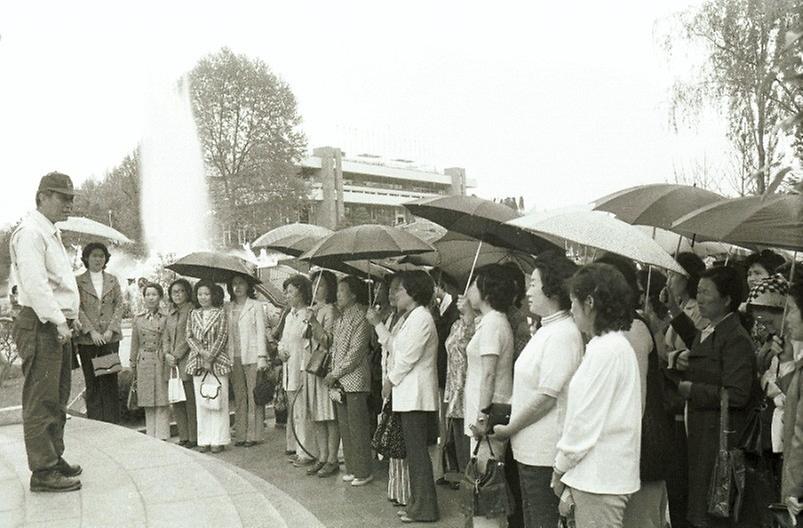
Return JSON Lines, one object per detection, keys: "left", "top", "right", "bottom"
{"left": 300, "top": 146, "right": 475, "bottom": 229}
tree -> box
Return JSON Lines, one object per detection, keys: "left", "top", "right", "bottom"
{"left": 662, "top": 0, "right": 802, "bottom": 195}
{"left": 72, "top": 151, "right": 146, "bottom": 255}
{"left": 188, "top": 48, "right": 308, "bottom": 245}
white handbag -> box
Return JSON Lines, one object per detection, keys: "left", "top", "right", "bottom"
{"left": 168, "top": 366, "right": 186, "bottom": 404}
{"left": 199, "top": 371, "right": 223, "bottom": 410}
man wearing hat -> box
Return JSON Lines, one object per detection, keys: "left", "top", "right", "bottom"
{"left": 9, "top": 172, "right": 83, "bottom": 492}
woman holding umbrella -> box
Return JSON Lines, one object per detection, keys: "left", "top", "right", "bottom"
{"left": 186, "top": 280, "right": 231, "bottom": 453}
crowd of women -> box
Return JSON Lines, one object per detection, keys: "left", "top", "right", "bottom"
{"left": 73, "top": 240, "right": 803, "bottom": 528}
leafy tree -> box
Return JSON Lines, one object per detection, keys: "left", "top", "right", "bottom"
{"left": 188, "top": 48, "right": 308, "bottom": 246}
{"left": 662, "top": 0, "right": 802, "bottom": 195}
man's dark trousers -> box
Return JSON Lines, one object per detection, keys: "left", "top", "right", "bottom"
{"left": 13, "top": 307, "right": 72, "bottom": 472}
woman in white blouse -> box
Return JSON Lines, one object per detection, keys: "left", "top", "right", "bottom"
{"left": 551, "top": 263, "right": 642, "bottom": 528}
{"left": 381, "top": 271, "right": 440, "bottom": 523}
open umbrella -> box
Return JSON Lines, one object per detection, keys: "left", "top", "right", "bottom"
{"left": 635, "top": 226, "right": 750, "bottom": 259}
{"left": 299, "top": 224, "right": 434, "bottom": 264}
{"left": 406, "top": 231, "right": 534, "bottom": 288}
{"left": 252, "top": 223, "right": 332, "bottom": 250}
{"left": 506, "top": 210, "right": 687, "bottom": 275}
{"left": 56, "top": 216, "right": 134, "bottom": 244}
{"left": 166, "top": 251, "right": 261, "bottom": 284}
{"left": 671, "top": 193, "right": 803, "bottom": 251}
{"left": 593, "top": 184, "right": 725, "bottom": 229}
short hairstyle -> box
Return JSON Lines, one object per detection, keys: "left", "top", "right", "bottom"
{"left": 168, "top": 278, "right": 194, "bottom": 307}
{"left": 569, "top": 263, "right": 634, "bottom": 335}
{"left": 283, "top": 274, "right": 312, "bottom": 305}
{"left": 142, "top": 282, "right": 164, "bottom": 299}
{"left": 699, "top": 266, "right": 744, "bottom": 313}
{"left": 226, "top": 275, "right": 257, "bottom": 300}
{"left": 339, "top": 275, "right": 369, "bottom": 306}
{"left": 399, "top": 270, "right": 435, "bottom": 307}
{"left": 500, "top": 262, "right": 526, "bottom": 308}
{"left": 310, "top": 270, "right": 338, "bottom": 304}
{"left": 473, "top": 264, "right": 516, "bottom": 312}
{"left": 194, "top": 279, "right": 225, "bottom": 307}
{"left": 595, "top": 254, "right": 639, "bottom": 308}
{"left": 745, "top": 250, "right": 786, "bottom": 275}
{"left": 80, "top": 242, "right": 111, "bottom": 270}
{"left": 675, "top": 252, "right": 706, "bottom": 298}
{"left": 789, "top": 281, "right": 803, "bottom": 320}
{"left": 532, "top": 251, "right": 577, "bottom": 311}
{"left": 428, "top": 268, "right": 459, "bottom": 294}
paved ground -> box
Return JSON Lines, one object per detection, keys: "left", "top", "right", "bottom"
{"left": 0, "top": 413, "right": 465, "bottom": 527}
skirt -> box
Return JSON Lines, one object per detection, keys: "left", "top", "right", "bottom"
{"left": 388, "top": 457, "right": 411, "bottom": 505}
{"left": 304, "top": 371, "right": 335, "bottom": 422}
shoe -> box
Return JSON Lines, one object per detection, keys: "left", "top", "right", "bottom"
{"left": 284, "top": 450, "right": 296, "bottom": 456}
{"left": 184, "top": 442, "right": 197, "bottom": 449}
{"left": 435, "top": 477, "right": 449, "bottom": 487}
{"left": 243, "top": 441, "right": 255, "bottom": 448}
{"left": 317, "top": 462, "right": 340, "bottom": 477}
{"left": 351, "top": 475, "right": 374, "bottom": 486}
{"left": 198, "top": 445, "right": 210, "bottom": 453}
{"left": 210, "top": 445, "right": 224, "bottom": 454}
{"left": 397, "top": 510, "right": 407, "bottom": 517}
{"left": 55, "top": 458, "right": 82, "bottom": 478}
{"left": 342, "top": 473, "right": 355, "bottom": 482}
{"left": 293, "top": 457, "right": 316, "bottom": 468}
{"left": 306, "top": 462, "right": 325, "bottom": 475}
{"left": 30, "top": 470, "right": 81, "bottom": 493}
{"left": 287, "top": 455, "right": 298, "bottom": 464}
{"left": 178, "top": 440, "right": 189, "bottom": 447}
{"left": 234, "top": 441, "right": 245, "bottom": 447}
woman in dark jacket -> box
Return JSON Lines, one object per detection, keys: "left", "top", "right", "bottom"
{"left": 76, "top": 242, "right": 124, "bottom": 424}
{"left": 667, "top": 266, "right": 756, "bottom": 527}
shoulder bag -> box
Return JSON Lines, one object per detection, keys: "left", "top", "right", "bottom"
{"left": 199, "top": 371, "right": 223, "bottom": 410}
{"left": 167, "top": 366, "right": 186, "bottom": 404}
{"left": 461, "top": 436, "right": 515, "bottom": 520}
{"left": 707, "top": 388, "right": 746, "bottom": 522}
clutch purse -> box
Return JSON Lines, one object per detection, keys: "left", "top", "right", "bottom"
{"left": 92, "top": 353, "right": 122, "bottom": 377}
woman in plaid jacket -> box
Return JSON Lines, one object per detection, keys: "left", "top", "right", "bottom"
{"left": 186, "top": 280, "right": 230, "bottom": 453}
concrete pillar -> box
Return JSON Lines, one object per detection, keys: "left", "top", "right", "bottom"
{"left": 313, "top": 147, "right": 344, "bottom": 229}
{"left": 445, "top": 167, "right": 466, "bottom": 196}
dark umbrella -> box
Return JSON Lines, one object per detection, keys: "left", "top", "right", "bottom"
{"left": 671, "top": 193, "right": 803, "bottom": 251}
{"left": 166, "top": 251, "right": 261, "bottom": 284}
{"left": 593, "top": 184, "right": 724, "bottom": 229}
{"left": 299, "top": 224, "right": 435, "bottom": 264}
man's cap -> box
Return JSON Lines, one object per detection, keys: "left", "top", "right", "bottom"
{"left": 37, "top": 172, "right": 76, "bottom": 196}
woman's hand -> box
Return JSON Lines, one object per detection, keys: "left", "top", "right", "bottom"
{"left": 661, "top": 286, "right": 681, "bottom": 318}
{"left": 165, "top": 353, "right": 177, "bottom": 367}
{"left": 550, "top": 469, "right": 566, "bottom": 498}
{"left": 382, "top": 379, "right": 392, "bottom": 400}
{"left": 470, "top": 415, "right": 488, "bottom": 440}
{"left": 490, "top": 423, "right": 512, "bottom": 441}
{"left": 365, "top": 307, "right": 382, "bottom": 326}
{"left": 257, "top": 357, "right": 269, "bottom": 370}
{"left": 102, "top": 330, "right": 114, "bottom": 343}
{"left": 277, "top": 349, "right": 290, "bottom": 362}
{"left": 457, "top": 295, "right": 473, "bottom": 319}
{"left": 786, "top": 495, "right": 801, "bottom": 517}
{"left": 323, "top": 373, "right": 337, "bottom": 387}
{"left": 203, "top": 360, "right": 213, "bottom": 372}
{"left": 90, "top": 330, "right": 106, "bottom": 346}
{"left": 674, "top": 349, "right": 690, "bottom": 371}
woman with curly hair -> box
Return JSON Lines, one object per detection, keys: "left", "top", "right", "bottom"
{"left": 551, "top": 263, "right": 642, "bottom": 528}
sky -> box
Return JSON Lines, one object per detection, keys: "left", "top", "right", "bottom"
{"left": 0, "top": 0, "right": 728, "bottom": 227}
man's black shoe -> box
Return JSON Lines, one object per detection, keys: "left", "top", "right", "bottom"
{"left": 30, "top": 470, "right": 81, "bottom": 493}
{"left": 55, "top": 457, "right": 83, "bottom": 477}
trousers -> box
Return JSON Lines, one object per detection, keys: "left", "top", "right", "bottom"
{"left": 230, "top": 357, "right": 264, "bottom": 443}
{"left": 13, "top": 307, "right": 72, "bottom": 473}
{"left": 335, "top": 392, "right": 372, "bottom": 478}
{"left": 173, "top": 379, "right": 197, "bottom": 442}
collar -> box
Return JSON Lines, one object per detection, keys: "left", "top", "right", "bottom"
{"left": 30, "top": 210, "right": 58, "bottom": 236}
{"left": 541, "top": 310, "right": 570, "bottom": 326}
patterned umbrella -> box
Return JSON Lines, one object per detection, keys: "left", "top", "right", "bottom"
{"left": 671, "top": 193, "right": 803, "bottom": 251}
{"left": 593, "top": 184, "right": 725, "bottom": 229}
{"left": 507, "top": 210, "right": 687, "bottom": 275}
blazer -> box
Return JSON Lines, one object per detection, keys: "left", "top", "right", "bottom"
{"left": 185, "top": 307, "right": 231, "bottom": 377}
{"left": 388, "top": 305, "right": 440, "bottom": 412}
{"left": 163, "top": 303, "right": 193, "bottom": 381}
{"left": 225, "top": 298, "right": 268, "bottom": 365}
{"left": 330, "top": 303, "right": 371, "bottom": 393}
{"left": 76, "top": 270, "right": 124, "bottom": 345}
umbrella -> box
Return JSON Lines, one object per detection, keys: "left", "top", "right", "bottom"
{"left": 397, "top": 219, "right": 447, "bottom": 244}
{"left": 403, "top": 195, "right": 558, "bottom": 255}
{"left": 593, "top": 184, "right": 725, "bottom": 229}
{"left": 166, "top": 251, "right": 261, "bottom": 284}
{"left": 671, "top": 193, "right": 803, "bottom": 251}
{"left": 405, "top": 231, "right": 534, "bottom": 289}
{"left": 506, "top": 210, "right": 687, "bottom": 275}
{"left": 56, "top": 216, "right": 133, "bottom": 244}
{"left": 261, "top": 233, "right": 328, "bottom": 258}
{"left": 299, "top": 224, "right": 435, "bottom": 264}
{"left": 252, "top": 223, "right": 332, "bottom": 249}
{"left": 635, "top": 226, "right": 750, "bottom": 259}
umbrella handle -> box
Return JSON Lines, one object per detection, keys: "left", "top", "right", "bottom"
{"left": 644, "top": 266, "right": 652, "bottom": 313}
{"left": 463, "top": 240, "right": 484, "bottom": 296}
{"left": 310, "top": 272, "right": 323, "bottom": 307}
{"left": 781, "top": 252, "right": 798, "bottom": 324}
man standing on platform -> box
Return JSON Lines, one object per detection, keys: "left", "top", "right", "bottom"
{"left": 10, "top": 172, "right": 83, "bottom": 492}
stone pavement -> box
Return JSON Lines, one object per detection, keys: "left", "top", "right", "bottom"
{"left": 0, "top": 416, "right": 466, "bottom": 527}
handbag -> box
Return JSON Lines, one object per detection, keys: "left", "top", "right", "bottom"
{"left": 304, "top": 340, "right": 331, "bottom": 378}
{"left": 461, "top": 436, "right": 515, "bottom": 520}
{"left": 253, "top": 368, "right": 276, "bottom": 406}
{"left": 92, "top": 352, "right": 122, "bottom": 377}
{"left": 371, "top": 399, "right": 406, "bottom": 459}
{"left": 199, "top": 371, "right": 223, "bottom": 411}
{"left": 482, "top": 403, "right": 511, "bottom": 434}
{"left": 127, "top": 379, "right": 138, "bottom": 410}
{"left": 707, "top": 388, "right": 746, "bottom": 522}
{"left": 167, "top": 366, "right": 186, "bottom": 404}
